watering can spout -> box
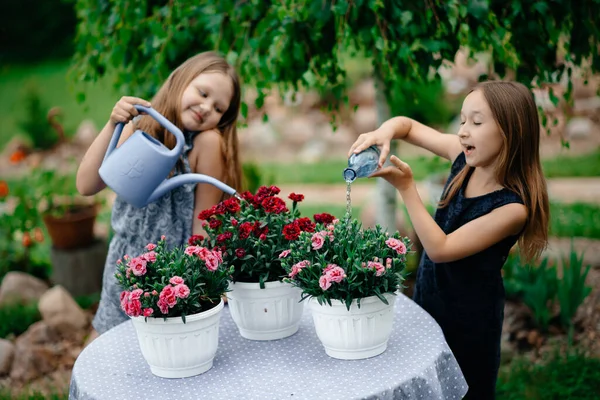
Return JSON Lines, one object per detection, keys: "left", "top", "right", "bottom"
{"left": 147, "top": 174, "right": 239, "bottom": 205}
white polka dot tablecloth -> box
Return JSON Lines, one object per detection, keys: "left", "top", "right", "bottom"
{"left": 69, "top": 293, "right": 468, "bottom": 400}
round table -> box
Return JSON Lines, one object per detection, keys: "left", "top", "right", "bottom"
{"left": 69, "top": 293, "right": 468, "bottom": 400}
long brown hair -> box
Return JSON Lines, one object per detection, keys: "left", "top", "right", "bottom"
{"left": 439, "top": 81, "right": 549, "bottom": 262}
{"left": 136, "top": 51, "right": 243, "bottom": 192}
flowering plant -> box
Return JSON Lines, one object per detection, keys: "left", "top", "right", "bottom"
{"left": 199, "top": 185, "right": 321, "bottom": 287}
{"left": 115, "top": 236, "right": 231, "bottom": 322}
{"left": 281, "top": 218, "right": 411, "bottom": 310}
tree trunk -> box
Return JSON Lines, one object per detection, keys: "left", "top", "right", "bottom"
{"left": 374, "top": 76, "right": 397, "bottom": 232}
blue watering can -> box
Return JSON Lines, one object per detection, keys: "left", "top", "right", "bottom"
{"left": 99, "top": 105, "right": 239, "bottom": 208}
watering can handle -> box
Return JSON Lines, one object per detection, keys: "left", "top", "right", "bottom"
{"left": 103, "top": 105, "right": 185, "bottom": 162}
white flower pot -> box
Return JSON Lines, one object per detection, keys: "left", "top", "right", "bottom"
{"left": 131, "top": 299, "right": 224, "bottom": 378}
{"left": 227, "top": 280, "right": 304, "bottom": 340}
{"left": 309, "top": 292, "right": 396, "bottom": 360}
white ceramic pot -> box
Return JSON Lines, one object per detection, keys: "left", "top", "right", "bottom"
{"left": 131, "top": 299, "right": 224, "bottom": 378}
{"left": 227, "top": 280, "right": 304, "bottom": 340}
{"left": 309, "top": 292, "right": 396, "bottom": 360}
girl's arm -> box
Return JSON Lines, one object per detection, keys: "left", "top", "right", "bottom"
{"left": 189, "top": 130, "right": 227, "bottom": 236}
{"left": 372, "top": 156, "right": 528, "bottom": 263}
{"left": 349, "top": 116, "right": 463, "bottom": 167}
{"left": 76, "top": 97, "right": 151, "bottom": 196}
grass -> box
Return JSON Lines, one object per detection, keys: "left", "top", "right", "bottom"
{"left": 543, "top": 149, "right": 600, "bottom": 177}
{"left": 550, "top": 202, "right": 600, "bottom": 239}
{"left": 497, "top": 350, "right": 600, "bottom": 399}
{"left": 0, "top": 60, "right": 118, "bottom": 147}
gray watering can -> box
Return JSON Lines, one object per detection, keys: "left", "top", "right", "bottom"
{"left": 99, "top": 105, "right": 239, "bottom": 208}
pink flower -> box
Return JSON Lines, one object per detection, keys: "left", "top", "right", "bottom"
{"left": 185, "top": 246, "right": 199, "bottom": 256}
{"left": 130, "top": 289, "right": 143, "bottom": 300}
{"left": 170, "top": 276, "right": 184, "bottom": 285}
{"left": 161, "top": 235, "right": 166, "bottom": 240}
{"left": 144, "top": 292, "right": 151, "bottom": 298}
{"left": 288, "top": 260, "right": 310, "bottom": 278}
{"left": 324, "top": 265, "right": 345, "bottom": 283}
{"left": 386, "top": 258, "right": 392, "bottom": 269}
{"left": 385, "top": 238, "right": 407, "bottom": 255}
{"left": 205, "top": 252, "right": 221, "bottom": 271}
{"left": 278, "top": 249, "right": 291, "bottom": 258}
{"left": 146, "top": 243, "right": 157, "bottom": 251}
{"left": 159, "top": 285, "right": 177, "bottom": 308}
{"left": 319, "top": 275, "right": 332, "bottom": 290}
{"left": 157, "top": 299, "right": 169, "bottom": 314}
{"left": 368, "top": 261, "right": 386, "bottom": 276}
{"left": 142, "top": 251, "right": 157, "bottom": 262}
{"left": 311, "top": 233, "right": 325, "bottom": 250}
{"left": 143, "top": 308, "right": 154, "bottom": 317}
{"left": 174, "top": 284, "right": 190, "bottom": 299}
{"left": 128, "top": 257, "right": 147, "bottom": 276}
{"left": 120, "top": 290, "right": 142, "bottom": 317}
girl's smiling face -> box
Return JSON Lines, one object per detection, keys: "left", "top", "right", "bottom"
{"left": 180, "top": 72, "right": 233, "bottom": 132}
{"left": 458, "top": 89, "right": 504, "bottom": 169}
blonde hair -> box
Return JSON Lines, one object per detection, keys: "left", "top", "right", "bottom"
{"left": 136, "top": 51, "right": 242, "bottom": 193}
{"left": 439, "top": 81, "right": 549, "bottom": 262}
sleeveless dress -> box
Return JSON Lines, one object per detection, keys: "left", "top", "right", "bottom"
{"left": 412, "top": 153, "right": 524, "bottom": 400}
{"left": 92, "top": 131, "right": 199, "bottom": 334}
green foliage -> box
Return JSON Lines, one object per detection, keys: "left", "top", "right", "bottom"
{"left": 503, "top": 254, "right": 558, "bottom": 331}
{"left": 241, "top": 162, "right": 274, "bottom": 193}
{"left": 70, "top": 0, "right": 600, "bottom": 115}
{"left": 0, "top": 389, "right": 67, "bottom": 400}
{"left": 282, "top": 218, "right": 410, "bottom": 310}
{"left": 542, "top": 149, "right": 600, "bottom": 178}
{"left": 0, "top": 179, "right": 51, "bottom": 282}
{"left": 497, "top": 350, "right": 600, "bottom": 399}
{"left": 0, "top": 301, "right": 41, "bottom": 339}
{"left": 550, "top": 202, "right": 600, "bottom": 239}
{"left": 17, "top": 83, "right": 58, "bottom": 150}
{"left": 74, "top": 292, "right": 101, "bottom": 310}
{"left": 0, "top": 0, "right": 76, "bottom": 64}
{"left": 115, "top": 237, "right": 232, "bottom": 320}
{"left": 558, "top": 242, "right": 592, "bottom": 343}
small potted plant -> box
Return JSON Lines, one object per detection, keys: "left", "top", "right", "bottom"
{"left": 281, "top": 217, "right": 411, "bottom": 360}
{"left": 199, "top": 185, "right": 315, "bottom": 340}
{"left": 32, "top": 167, "right": 99, "bottom": 250}
{"left": 115, "top": 236, "right": 231, "bottom": 378}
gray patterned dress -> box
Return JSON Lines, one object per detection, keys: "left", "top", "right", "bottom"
{"left": 92, "top": 131, "right": 199, "bottom": 334}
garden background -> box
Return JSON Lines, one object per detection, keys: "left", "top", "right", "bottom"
{"left": 1, "top": 1, "right": 600, "bottom": 398}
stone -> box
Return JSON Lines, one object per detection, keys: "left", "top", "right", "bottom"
{"left": 0, "top": 272, "right": 49, "bottom": 306}
{"left": 0, "top": 339, "right": 14, "bottom": 376}
{"left": 38, "top": 286, "right": 89, "bottom": 337}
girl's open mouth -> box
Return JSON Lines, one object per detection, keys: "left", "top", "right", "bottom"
{"left": 465, "top": 145, "right": 475, "bottom": 155}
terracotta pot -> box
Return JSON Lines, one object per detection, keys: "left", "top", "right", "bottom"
{"left": 42, "top": 204, "right": 98, "bottom": 250}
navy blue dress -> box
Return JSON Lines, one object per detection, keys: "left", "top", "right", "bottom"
{"left": 413, "top": 153, "right": 523, "bottom": 399}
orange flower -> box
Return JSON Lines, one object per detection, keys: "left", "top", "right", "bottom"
{"left": 22, "top": 232, "right": 32, "bottom": 248}
{"left": 10, "top": 149, "right": 26, "bottom": 164}
{"left": 33, "top": 227, "right": 44, "bottom": 243}
{"left": 0, "top": 181, "right": 8, "bottom": 198}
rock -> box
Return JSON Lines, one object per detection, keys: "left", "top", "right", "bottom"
{"left": 0, "top": 339, "right": 15, "bottom": 376}
{"left": 38, "top": 286, "right": 89, "bottom": 337}
{"left": 0, "top": 272, "right": 49, "bottom": 306}
{"left": 16, "top": 321, "right": 60, "bottom": 345}
{"left": 9, "top": 343, "right": 56, "bottom": 382}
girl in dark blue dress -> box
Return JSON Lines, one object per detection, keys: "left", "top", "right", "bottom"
{"left": 349, "top": 81, "right": 550, "bottom": 399}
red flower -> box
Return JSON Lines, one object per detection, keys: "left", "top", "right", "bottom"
{"left": 314, "top": 213, "right": 335, "bottom": 224}
{"left": 296, "top": 217, "right": 315, "bottom": 232}
{"left": 283, "top": 222, "right": 301, "bottom": 241}
{"left": 187, "top": 234, "right": 204, "bottom": 246}
{"left": 222, "top": 198, "right": 241, "bottom": 213}
{"left": 0, "top": 181, "right": 8, "bottom": 198}
{"left": 209, "top": 218, "right": 222, "bottom": 229}
{"left": 22, "top": 232, "right": 32, "bottom": 248}
{"left": 261, "top": 196, "right": 288, "bottom": 214}
{"left": 288, "top": 193, "right": 304, "bottom": 202}
{"left": 238, "top": 222, "right": 253, "bottom": 239}
{"left": 235, "top": 248, "right": 246, "bottom": 258}
{"left": 253, "top": 221, "right": 269, "bottom": 238}
{"left": 217, "top": 232, "right": 233, "bottom": 242}
{"left": 198, "top": 207, "right": 215, "bottom": 220}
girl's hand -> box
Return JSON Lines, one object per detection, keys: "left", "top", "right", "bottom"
{"left": 370, "top": 155, "right": 414, "bottom": 191}
{"left": 348, "top": 125, "right": 395, "bottom": 168}
{"left": 110, "top": 96, "right": 151, "bottom": 125}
